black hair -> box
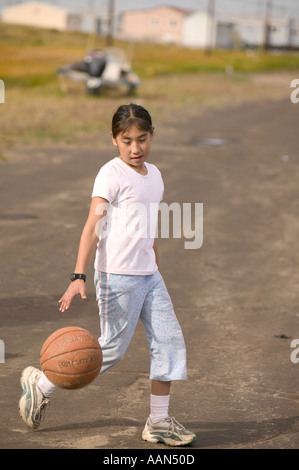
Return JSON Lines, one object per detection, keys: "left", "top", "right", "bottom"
{"left": 111, "top": 103, "right": 153, "bottom": 139}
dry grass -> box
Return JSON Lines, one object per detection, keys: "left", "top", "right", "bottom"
{"left": 0, "top": 24, "right": 298, "bottom": 148}
{"left": 1, "top": 70, "right": 296, "bottom": 148}
{"left": 1, "top": 23, "right": 299, "bottom": 85}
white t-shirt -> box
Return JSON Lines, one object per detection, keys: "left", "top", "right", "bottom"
{"left": 91, "top": 157, "right": 164, "bottom": 275}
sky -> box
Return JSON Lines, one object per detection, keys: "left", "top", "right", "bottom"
{"left": 1, "top": 0, "right": 299, "bottom": 19}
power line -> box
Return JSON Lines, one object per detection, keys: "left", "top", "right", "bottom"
{"left": 106, "top": 0, "right": 114, "bottom": 46}
{"left": 205, "top": 0, "right": 215, "bottom": 54}
{"left": 264, "top": 0, "right": 272, "bottom": 50}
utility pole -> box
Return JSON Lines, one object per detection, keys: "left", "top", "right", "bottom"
{"left": 106, "top": 0, "right": 115, "bottom": 47}
{"left": 264, "top": 0, "right": 272, "bottom": 50}
{"left": 205, "top": 0, "right": 215, "bottom": 55}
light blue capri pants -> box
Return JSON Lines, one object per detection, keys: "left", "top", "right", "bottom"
{"left": 94, "top": 269, "right": 187, "bottom": 381}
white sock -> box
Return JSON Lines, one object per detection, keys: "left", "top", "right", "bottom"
{"left": 38, "top": 373, "right": 57, "bottom": 398}
{"left": 150, "top": 394, "right": 170, "bottom": 424}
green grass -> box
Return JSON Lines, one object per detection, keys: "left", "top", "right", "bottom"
{"left": 1, "top": 23, "right": 299, "bottom": 89}
{"left": 132, "top": 42, "right": 299, "bottom": 76}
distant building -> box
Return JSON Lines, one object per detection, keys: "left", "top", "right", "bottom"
{"left": 2, "top": 2, "right": 298, "bottom": 50}
{"left": 119, "top": 5, "right": 190, "bottom": 44}
{"left": 2, "top": 1, "right": 81, "bottom": 31}
{"left": 1, "top": 1, "right": 107, "bottom": 34}
{"left": 119, "top": 6, "right": 234, "bottom": 49}
{"left": 289, "top": 18, "right": 299, "bottom": 49}
{"left": 231, "top": 17, "right": 264, "bottom": 48}
{"left": 269, "top": 17, "right": 299, "bottom": 49}
{"left": 232, "top": 15, "right": 299, "bottom": 49}
{"left": 181, "top": 10, "right": 214, "bottom": 48}
{"left": 80, "top": 12, "right": 109, "bottom": 35}
{"left": 181, "top": 10, "right": 234, "bottom": 49}
{"left": 119, "top": 5, "right": 299, "bottom": 50}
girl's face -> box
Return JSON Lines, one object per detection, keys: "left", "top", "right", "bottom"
{"left": 111, "top": 125, "right": 154, "bottom": 174}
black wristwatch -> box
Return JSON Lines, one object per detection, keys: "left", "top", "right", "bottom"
{"left": 70, "top": 273, "right": 86, "bottom": 282}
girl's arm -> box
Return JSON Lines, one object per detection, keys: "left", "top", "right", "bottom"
{"left": 59, "top": 196, "right": 108, "bottom": 313}
{"left": 153, "top": 238, "right": 160, "bottom": 273}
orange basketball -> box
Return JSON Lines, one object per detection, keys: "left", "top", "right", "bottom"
{"left": 40, "top": 326, "right": 102, "bottom": 390}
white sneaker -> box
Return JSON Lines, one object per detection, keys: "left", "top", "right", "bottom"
{"left": 19, "top": 366, "right": 50, "bottom": 429}
{"left": 142, "top": 417, "right": 196, "bottom": 446}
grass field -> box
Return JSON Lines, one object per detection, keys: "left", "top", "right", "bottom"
{"left": 1, "top": 23, "right": 299, "bottom": 86}
{"left": 0, "top": 23, "right": 299, "bottom": 148}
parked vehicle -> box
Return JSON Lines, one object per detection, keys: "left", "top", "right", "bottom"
{"left": 57, "top": 48, "right": 140, "bottom": 95}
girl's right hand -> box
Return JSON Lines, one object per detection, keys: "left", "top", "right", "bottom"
{"left": 58, "top": 280, "right": 87, "bottom": 313}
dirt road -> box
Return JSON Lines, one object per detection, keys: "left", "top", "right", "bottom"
{"left": 1, "top": 87, "right": 299, "bottom": 450}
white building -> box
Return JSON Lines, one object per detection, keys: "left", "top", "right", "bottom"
{"left": 232, "top": 15, "right": 299, "bottom": 49}
{"left": 289, "top": 18, "right": 299, "bottom": 49}
{"left": 119, "top": 7, "right": 234, "bottom": 49}
{"left": 181, "top": 10, "right": 213, "bottom": 48}
{"left": 181, "top": 10, "right": 234, "bottom": 49}
{"left": 269, "top": 17, "right": 299, "bottom": 49}
{"left": 80, "top": 12, "right": 109, "bottom": 35}
{"left": 2, "top": 1, "right": 81, "bottom": 31}
{"left": 231, "top": 17, "right": 264, "bottom": 48}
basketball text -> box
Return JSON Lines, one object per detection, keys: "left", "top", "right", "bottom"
{"left": 59, "top": 356, "right": 99, "bottom": 368}
{"left": 57, "top": 334, "right": 94, "bottom": 348}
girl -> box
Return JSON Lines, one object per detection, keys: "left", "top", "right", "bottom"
{"left": 19, "top": 104, "right": 196, "bottom": 447}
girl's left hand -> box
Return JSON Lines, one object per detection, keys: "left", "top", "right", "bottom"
{"left": 58, "top": 280, "right": 87, "bottom": 313}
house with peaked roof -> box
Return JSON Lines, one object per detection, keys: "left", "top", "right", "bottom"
{"left": 119, "top": 5, "right": 299, "bottom": 50}
{"left": 1, "top": 1, "right": 81, "bottom": 31}
{"left": 119, "top": 5, "right": 234, "bottom": 49}
{"left": 119, "top": 5, "right": 191, "bottom": 44}
{"left": 1, "top": 1, "right": 107, "bottom": 34}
